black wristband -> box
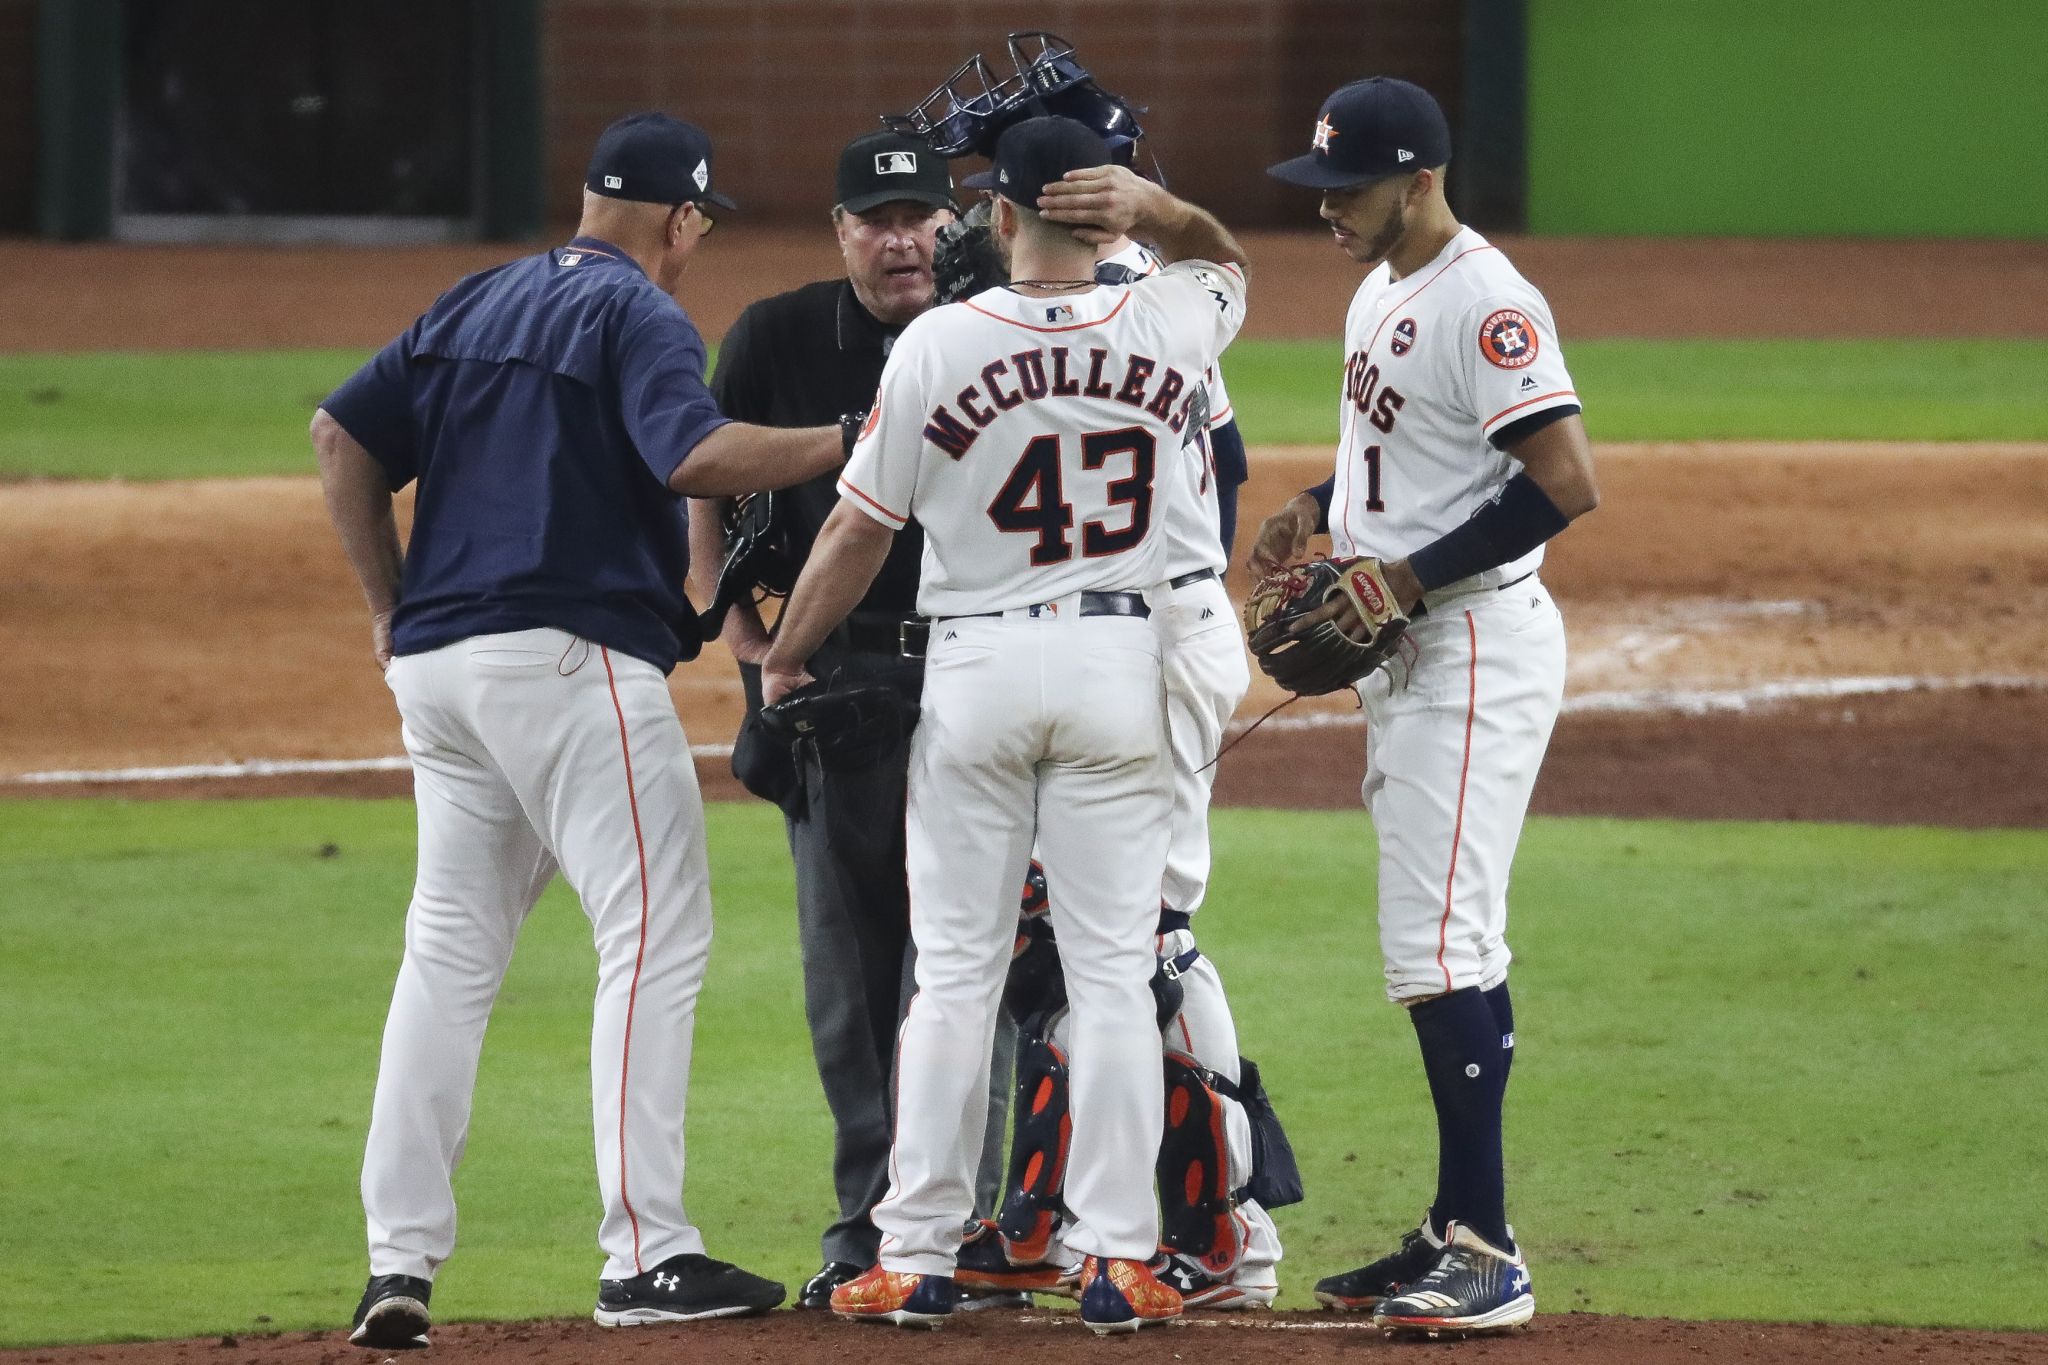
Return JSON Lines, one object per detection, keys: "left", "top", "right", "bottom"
{"left": 839, "top": 410, "right": 866, "bottom": 459}
{"left": 1306, "top": 475, "right": 1335, "bottom": 534}
{"left": 1407, "top": 472, "right": 1570, "bottom": 592}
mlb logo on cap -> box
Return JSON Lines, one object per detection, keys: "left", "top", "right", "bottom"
{"left": 876, "top": 151, "right": 918, "bottom": 175}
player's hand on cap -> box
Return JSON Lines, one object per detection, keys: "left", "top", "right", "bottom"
{"left": 1037, "top": 164, "right": 1167, "bottom": 246}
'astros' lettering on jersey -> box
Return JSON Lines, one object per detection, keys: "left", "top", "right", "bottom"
{"left": 1099, "top": 241, "right": 1236, "bottom": 580}
{"left": 1331, "top": 226, "right": 1578, "bottom": 583}
{"left": 840, "top": 260, "right": 1247, "bottom": 617}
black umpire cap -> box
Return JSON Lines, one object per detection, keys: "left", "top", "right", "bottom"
{"left": 960, "top": 115, "right": 1112, "bottom": 206}
{"left": 837, "top": 131, "right": 956, "bottom": 214}
{"left": 586, "top": 111, "right": 738, "bottom": 210}
{"left": 1267, "top": 77, "right": 1451, "bottom": 190}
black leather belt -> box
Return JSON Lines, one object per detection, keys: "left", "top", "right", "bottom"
{"left": 959, "top": 590, "right": 1151, "bottom": 622}
{"left": 1168, "top": 567, "right": 1219, "bottom": 590}
{"left": 841, "top": 614, "right": 923, "bottom": 656}
{"left": 898, "top": 591, "right": 1152, "bottom": 658}
{"left": 1410, "top": 571, "right": 1534, "bottom": 619}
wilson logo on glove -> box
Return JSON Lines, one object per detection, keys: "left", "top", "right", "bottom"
{"left": 1349, "top": 569, "right": 1388, "bottom": 616}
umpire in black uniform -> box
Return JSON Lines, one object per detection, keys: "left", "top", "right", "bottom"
{"left": 689, "top": 130, "right": 971, "bottom": 1309}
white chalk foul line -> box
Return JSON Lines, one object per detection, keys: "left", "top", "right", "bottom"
{"left": 1229, "top": 671, "right": 2048, "bottom": 736}
{"left": 9, "top": 673, "right": 2045, "bottom": 786}
{"left": 1015, "top": 1312, "right": 1381, "bottom": 1332}
{"left": 9, "top": 744, "right": 736, "bottom": 786}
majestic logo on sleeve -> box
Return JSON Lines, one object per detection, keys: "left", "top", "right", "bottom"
{"left": 1478, "top": 308, "right": 1539, "bottom": 369}
{"left": 1389, "top": 317, "right": 1418, "bottom": 356}
{"left": 1312, "top": 116, "right": 1338, "bottom": 152}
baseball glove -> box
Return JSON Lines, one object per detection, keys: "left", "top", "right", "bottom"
{"left": 933, "top": 199, "right": 1007, "bottom": 306}
{"left": 758, "top": 677, "right": 921, "bottom": 773}
{"left": 1242, "top": 557, "right": 1409, "bottom": 697}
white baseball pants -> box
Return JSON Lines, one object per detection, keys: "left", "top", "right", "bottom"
{"left": 1157, "top": 573, "right": 1282, "bottom": 1280}
{"left": 1360, "top": 579, "right": 1566, "bottom": 1002}
{"left": 365, "top": 628, "right": 713, "bottom": 1283}
{"left": 874, "top": 605, "right": 1172, "bottom": 1273}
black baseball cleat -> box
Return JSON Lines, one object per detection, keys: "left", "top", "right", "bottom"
{"left": 348, "top": 1273, "right": 432, "bottom": 1350}
{"left": 796, "top": 1260, "right": 868, "bottom": 1310}
{"left": 593, "top": 1252, "right": 786, "bottom": 1325}
{"left": 1312, "top": 1215, "right": 1444, "bottom": 1311}
{"left": 1372, "top": 1222, "right": 1534, "bottom": 1337}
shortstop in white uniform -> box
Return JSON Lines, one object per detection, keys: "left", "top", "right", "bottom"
{"left": 1328, "top": 225, "right": 1577, "bottom": 1001}
{"left": 840, "top": 257, "right": 1247, "bottom": 1272}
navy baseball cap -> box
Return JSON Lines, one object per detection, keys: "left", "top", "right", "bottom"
{"left": 837, "top": 131, "right": 956, "bottom": 214}
{"left": 960, "top": 115, "right": 1112, "bottom": 206}
{"left": 1267, "top": 78, "right": 1451, "bottom": 190}
{"left": 586, "top": 111, "right": 738, "bottom": 211}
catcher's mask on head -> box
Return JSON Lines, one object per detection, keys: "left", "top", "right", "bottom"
{"left": 883, "top": 32, "right": 1154, "bottom": 176}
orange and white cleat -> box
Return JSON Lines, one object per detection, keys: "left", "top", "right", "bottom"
{"left": 1077, "top": 1256, "right": 1183, "bottom": 1334}
{"left": 829, "top": 1265, "right": 956, "bottom": 1329}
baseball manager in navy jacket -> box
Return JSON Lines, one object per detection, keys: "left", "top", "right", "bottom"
{"left": 313, "top": 112, "right": 862, "bottom": 1351}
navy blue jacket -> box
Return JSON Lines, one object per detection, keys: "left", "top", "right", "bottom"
{"left": 323, "top": 236, "right": 728, "bottom": 673}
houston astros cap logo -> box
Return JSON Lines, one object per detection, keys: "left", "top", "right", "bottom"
{"left": 1479, "top": 308, "right": 1539, "bottom": 369}
{"left": 1312, "top": 115, "right": 1338, "bottom": 152}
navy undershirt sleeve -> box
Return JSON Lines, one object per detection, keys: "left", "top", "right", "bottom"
{"left": 321, "top": 328, "right": 420, "bottom": 489}
{"left": 616, "top": 295, "right": 733, "bottom": 488}
{"left": 1306, "top": 474, "right": 1336, "bottom": 534}
{"left": 1209, "top": 418, "right": 1249, "bottom": 557}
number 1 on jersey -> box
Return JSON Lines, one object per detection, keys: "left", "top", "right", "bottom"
{"left": 1361, "top": 443, "right": 1385, "bottom": 512}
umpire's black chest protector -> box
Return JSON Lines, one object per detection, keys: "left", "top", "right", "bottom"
{"left": 709, "top": 278, "right": 926, "bottom": 616}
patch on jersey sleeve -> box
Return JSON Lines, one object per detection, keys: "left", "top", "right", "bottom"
{"left": 1478, "top": 308, "right": 1539, "bottom": 369}
{"left": 1390, "top": 317, "right": 1418, "bottom": 356}
{"left": 859, "top": 396, "right": 882, "bottom": 440}
{"left": 1192, "top": 267, "right": 1231, "bottom": 312}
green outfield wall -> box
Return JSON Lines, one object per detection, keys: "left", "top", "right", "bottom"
{"left": 1526, "top": 0, "right": 2048, "bottom": 237}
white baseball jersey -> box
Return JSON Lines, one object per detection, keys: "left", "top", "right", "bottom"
{"left": 1329, "top": 226, "right": 1578, "bottom": 584}
{"left": 1101, "top": 241, "right": 1234, "bottom": 581}
{"left": 840, "top": 260, "right": 1247, "bottom": 616}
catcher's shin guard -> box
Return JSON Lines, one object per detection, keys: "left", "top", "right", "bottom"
{"left": 994, "top": 1025, "right": 1071, "bottom": 1262}
{"left": 1157, "top": 1052, "right": 1250, "bottom": 1277}
{"left": 1216, "top": 1057, "right": 1305, "bottom": 1209}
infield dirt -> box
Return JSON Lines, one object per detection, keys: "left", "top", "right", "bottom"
{"left": 4, "top": 442, "right": 2045, "bottom": 826}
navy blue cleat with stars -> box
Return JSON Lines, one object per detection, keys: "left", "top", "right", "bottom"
{"left": 1372, "top": 1222, "right": 1534, "bottom": 1337}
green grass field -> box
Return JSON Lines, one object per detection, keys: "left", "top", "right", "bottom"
{"left": 2, "top": 799, "right": 2044, "bottom": 1346}
{"left": 3, "top": 339, "right": 2044, "bottom": 481}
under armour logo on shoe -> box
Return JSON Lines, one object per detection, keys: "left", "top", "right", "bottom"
{"left": 653, "top": 1273, "right": 679, "bottom": 1291}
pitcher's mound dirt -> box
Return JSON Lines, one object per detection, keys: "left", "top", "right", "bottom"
{"left": 8, "top": 1309, "right": 2048, "bottom": 1365}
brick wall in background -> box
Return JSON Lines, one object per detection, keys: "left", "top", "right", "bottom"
{"left": 541, "top": 0, "right": 1462, "bottom": 228}
{"left": 0, "top": 0, "right": 34, "bottom": 233}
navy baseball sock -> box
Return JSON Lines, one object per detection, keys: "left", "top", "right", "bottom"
{"left": 1484, "top": 980, "right": 1516, "bottom": 1087}
{"left": 1411, "top": 987, "right": 1512, "bottom": 1251}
